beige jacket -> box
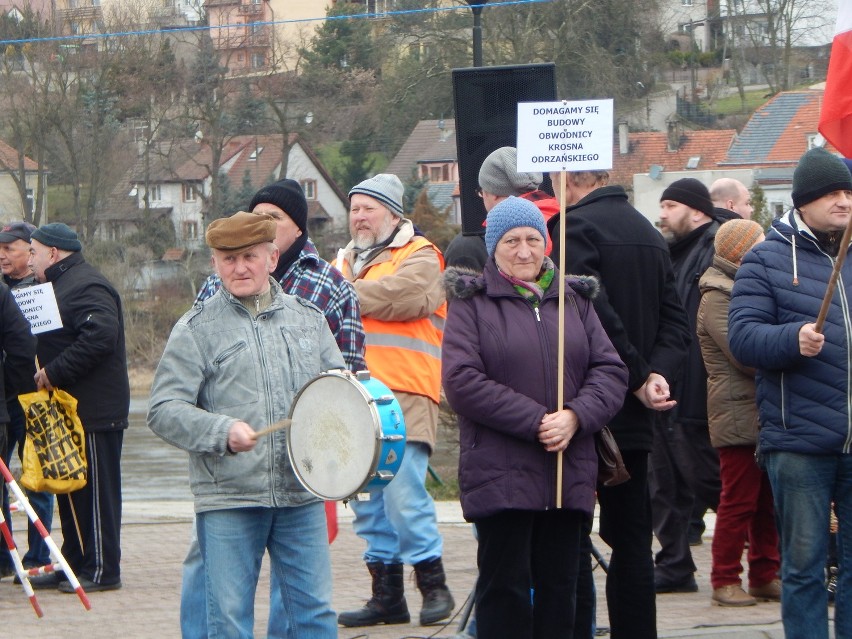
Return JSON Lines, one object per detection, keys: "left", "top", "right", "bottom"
{"left": 338, "top": 219, "right": 446, "bottom": 450}
{"left": 697, "top": 255, "right": 759, "bottom": 448}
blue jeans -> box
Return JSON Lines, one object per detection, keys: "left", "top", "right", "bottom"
{"left": 181, "top": 522, "right": 290, "bottom": 639}
{"left": 350, "top": 441, "right": 442, "bottom": 564}
{"left": 196, "top": 503, "right": 336, "bottom": 639}
{"left": 186, "top": 510, "right": 335, "bottom": 638}
{"left": 764, "top": 450, "right": 852, "bottom": 639}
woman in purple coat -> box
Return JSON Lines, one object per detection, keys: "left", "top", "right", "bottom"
{"left": 442, "top": 197, "right": 628, "bottom": 639}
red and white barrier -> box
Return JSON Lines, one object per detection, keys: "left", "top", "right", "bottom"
{"left": 0, "top": 457, "right": 91, "bottom": 614}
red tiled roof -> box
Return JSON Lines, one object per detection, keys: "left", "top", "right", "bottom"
{"left": 609, "top": 129, "right": 737, "bottom": 190}
{"left": 162, "top": 248, "right": 187, "bottom": 261}
{"left": 0, "top": 138, "right": 39, "bottom": 172}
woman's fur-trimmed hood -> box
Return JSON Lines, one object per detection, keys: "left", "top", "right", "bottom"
{"left": 444, "top": 263, "right": 600, "bottom": 301}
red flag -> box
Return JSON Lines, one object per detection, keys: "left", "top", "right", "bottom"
{"left": 820, "top": 5, "right": 852, "bottom": 157}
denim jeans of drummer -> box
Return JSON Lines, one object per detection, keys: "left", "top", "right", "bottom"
{"left": 181, "top": 525, "right": 294, "bottom": 638}
{"left": 350, "top": 441, "right": 443, "bottom": 564}
{"left": 764, "top": 450, "right": 852, "bottom": 639}
{"left": 195, "top": 501, "right": 336, "bottom": 639}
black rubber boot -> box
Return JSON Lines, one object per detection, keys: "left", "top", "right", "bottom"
{"left": 337, "top": 562, "right": 410, "bottom": 627}
{"left": 414, "top": 557, "right": 455, "bottom": 625}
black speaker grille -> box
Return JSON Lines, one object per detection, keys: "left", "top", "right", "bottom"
{"left": 452, "top": 64, "right": 557, "bottom": 235}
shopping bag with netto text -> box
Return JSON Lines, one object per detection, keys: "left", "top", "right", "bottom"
{"left": 18, "top": 388, "right": 88, "bottom": 494}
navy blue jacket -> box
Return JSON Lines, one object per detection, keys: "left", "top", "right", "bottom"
{"left": 729, "top": 210, "right": 852, "bottom": 454}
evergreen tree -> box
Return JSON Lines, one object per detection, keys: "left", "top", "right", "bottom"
{"left": 301, "top": 3, "right": 377, "bottom": 73}
{"left": 409, "top": 189, "right": 454, "bottom": 253}
{"left": 750, "top": 183, "right": 774, "bottom": 231}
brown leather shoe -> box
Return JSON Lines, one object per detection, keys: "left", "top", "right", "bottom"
{"left": 712, "top": 584, "right": 757, "bottom": 607}
{"left": 749, "top": 579, "right": 781, "bottom": 602}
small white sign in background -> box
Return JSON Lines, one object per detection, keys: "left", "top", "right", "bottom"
{"left": 517, "top": 99, "right": 614, "bottom": 173}
{"left": 12, "top": 283, "right": 63, "bottom": 334}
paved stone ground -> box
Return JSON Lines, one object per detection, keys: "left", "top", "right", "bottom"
{"left": 0, "top": 499, "right": 797, "bottom": 639}
{"left": 0, "top": 419, "right": 820, "bottom": 638}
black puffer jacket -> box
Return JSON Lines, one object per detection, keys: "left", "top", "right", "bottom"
{"left": 37, "top": 252, "right": 129, "bottom": 432}
{"left": 548, "top": 185, "right": 691, "bottom": 451}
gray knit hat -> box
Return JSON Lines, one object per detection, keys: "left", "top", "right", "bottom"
{"left": 792, "top": 148, "right": 852, "bottom": 209}
{"left": 478, "top": 147, "right": 542, "bottom": 197}
{"left": 349, "top": 174, "right": 405, "bottom": 217}
{"left": 31, "top": 223, "right": 82, "bottom": 252}
{"left": 484, "top": 196, "right": 547, "bottom": 257}
{"left": 660, "top": 178, "right": 714, "bottom": 217}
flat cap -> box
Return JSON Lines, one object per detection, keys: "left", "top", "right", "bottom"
{"left": 205, "top": 211, "right": 276, "bottom": 250}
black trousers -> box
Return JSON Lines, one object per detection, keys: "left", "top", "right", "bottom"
{"left": 474, "top": 508, "right": 584, "bottom": 639}
{"left": 597, "top": 450, "right": 657, "bottom": 639}
{"left": 648, "top": 413, "right": 720, "bottom": 582}
{"left": 58, "top": 429, "right": 123, "bottom": 585}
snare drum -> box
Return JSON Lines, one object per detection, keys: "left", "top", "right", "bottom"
{"left": 287, "top": 370, "right": 406, "bottom": 501}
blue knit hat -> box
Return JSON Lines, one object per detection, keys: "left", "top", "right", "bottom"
{"left": 484, "top": 196, "right": 547, "bottom": 257}
{"left": 349, "top": 174, "right": 405, "bottom": 217}
{"left": 31, "top": 223, "right": 82, "bottom": 252}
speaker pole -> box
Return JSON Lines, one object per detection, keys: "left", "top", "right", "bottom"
{"left": 463, "top": 1, "right": 489, "bottom": 66}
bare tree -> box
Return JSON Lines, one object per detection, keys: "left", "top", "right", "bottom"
{"left": 725, "top": 0, "right": 834, "bottom": 94}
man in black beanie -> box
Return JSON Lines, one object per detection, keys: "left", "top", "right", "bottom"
{"left": 184, "top": 179, "right": 366, "bottom": 639}
{"left": 651, "top": 177, "right": 727, "bottom": 594}
{"left": 729, "top": 147, "right": 852, "bottom": 637}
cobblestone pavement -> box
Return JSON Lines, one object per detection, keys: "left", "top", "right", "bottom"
{"left": 0, "top": 419, "right": 815, "bottom": 638}
{"left": 0, "top": 499, "right": 800, "bottom": 639}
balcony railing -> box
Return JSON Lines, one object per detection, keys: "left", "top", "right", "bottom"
{"left": 57, "top": 5, "right": 101, "bottom": 20}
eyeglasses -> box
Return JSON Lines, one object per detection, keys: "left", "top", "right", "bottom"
{"left": 475, "top": 188, "right": 483, "bottom": 198}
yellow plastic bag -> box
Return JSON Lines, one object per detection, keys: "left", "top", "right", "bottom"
{"left": 18, "top": 388, "right": 88, "bottom": 494}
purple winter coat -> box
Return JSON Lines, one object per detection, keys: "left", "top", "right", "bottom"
{"left": 442, "top": 260, "right": 628, "bottom": 521}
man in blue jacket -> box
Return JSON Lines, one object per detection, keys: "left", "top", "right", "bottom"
{"left": 729, "top": 147, "right": 852, "bottom": 639}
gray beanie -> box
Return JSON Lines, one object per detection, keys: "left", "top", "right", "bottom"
{"left": 484, "top": 196, "right": 547, "bottom": 257}
{"left": 349, "top": 174, "right": 405, "bottom": 217}
{"left": 478, "top": 147, "right": 542, "bottom": 197}
{"left": 31, "top": 223, "right": 82, "bottom": 252}
{"left": 792, "top": 148, "right": 852, "bottom": 209}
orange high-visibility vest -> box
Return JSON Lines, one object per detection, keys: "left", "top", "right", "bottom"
{"left": 342, "top": 237, "right": 446, "bottom": 403}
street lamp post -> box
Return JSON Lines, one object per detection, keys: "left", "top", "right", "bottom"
{"left": 463, "top": 0, "right": 489, "bottom": 67}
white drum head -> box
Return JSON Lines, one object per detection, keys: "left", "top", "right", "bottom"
{"left": 288, "top": 374, "right": 379, "bottom": 500}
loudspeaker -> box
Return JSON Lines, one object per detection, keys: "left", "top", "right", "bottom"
{"left": 452, "top": 63, "right": 557, "bottom": 235}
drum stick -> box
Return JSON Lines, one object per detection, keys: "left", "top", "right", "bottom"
{"left": 250, "top": 418, "right": 292, "bottom": 440}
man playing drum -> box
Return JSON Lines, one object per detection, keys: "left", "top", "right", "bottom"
{"left": 335, "top": 173, "right": 455, "bottom": 627}
{"left": 148, "top": 211, "right": 345, "bottom": 638}
{"left": 183, "top": 178, "right": 366, "bottom": 638}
